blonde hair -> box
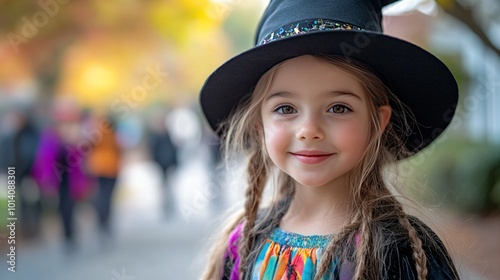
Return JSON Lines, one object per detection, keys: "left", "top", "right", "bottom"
{"left": 202, "top": 55, "right": 457, "bottom": 280}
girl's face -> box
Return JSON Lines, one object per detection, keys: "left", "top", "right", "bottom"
{"left": 260, "top": 55, "right": 372, "bottom": 189}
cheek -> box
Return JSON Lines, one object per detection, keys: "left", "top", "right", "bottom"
{"left": 335, "top": 121, "right": 370, "bottom": 154}
{"left": 264, "top": 123, "right": 290, "bottom": 158}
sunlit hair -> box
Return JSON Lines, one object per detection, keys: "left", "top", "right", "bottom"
{"left": 201, "top": 55, "right": 457, "bottom": 280}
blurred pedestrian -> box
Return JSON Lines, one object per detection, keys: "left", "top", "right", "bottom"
{"left": 146, "top": 109, "right": 178, "bottom": 219}
{"left": 31, "top": 99, "right": 94, "bottom": 253}
{"left": 86, "top": 113, "right": 121, "bottom": 241}
{"left": 0, "top": 108, "right": 41, "bottom": 238}
{"left": 202, "top": 125, "right": 225, "bottom": 212}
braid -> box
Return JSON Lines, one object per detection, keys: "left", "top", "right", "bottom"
{"left": 393, "top": 203, "right": 428, "bottom": 280}
{"left": 239, "top": 148, "right": 268, "bottom": 279}
{"left": 353, "top": 205, "right": 375, "bottom": 279}
{"left": 241, "top": 174, "right": 293, "bottom": 280}
{"left": 314, "top": 216, "right": 361, "bottom": 280}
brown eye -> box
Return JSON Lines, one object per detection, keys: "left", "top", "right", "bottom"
{"left": 329, "top": 105, "right": 350, "bottom": 114}
{"left": 276, "top": 105, "right": 296, "bottom": 114}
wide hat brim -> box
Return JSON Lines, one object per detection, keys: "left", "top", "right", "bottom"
{"left": 200, "top": 30, "right": 458, "bottom": 156}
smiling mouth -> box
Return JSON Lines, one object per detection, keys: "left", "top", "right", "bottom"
{"left": 289, "top": 151, "right": 334, "bottom": 164}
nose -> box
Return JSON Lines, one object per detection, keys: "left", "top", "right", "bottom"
{"left": 296, "top": 115, "right": 324, "bottom": 141}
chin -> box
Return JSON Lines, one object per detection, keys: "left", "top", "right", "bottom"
{"left": 293, "top": 177, "right": 333, "bottom": 188}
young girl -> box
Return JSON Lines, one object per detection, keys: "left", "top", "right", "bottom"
{"left": 199, "top": 0, "right": 460, "bottom": 279}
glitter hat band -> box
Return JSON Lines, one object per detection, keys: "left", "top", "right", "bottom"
{"left": 259, "top": 19, "right": 363, "bottom": 45}
{"left": 199, "top": 0, "right": 459, "bottom": 157}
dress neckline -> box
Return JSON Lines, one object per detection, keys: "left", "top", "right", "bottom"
{"left": 269, "top": 227, "right": 333, "bottom": 248}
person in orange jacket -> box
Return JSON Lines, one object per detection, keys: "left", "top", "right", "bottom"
{"left": 86, "top": 113, "right": 121, "bottom": 240}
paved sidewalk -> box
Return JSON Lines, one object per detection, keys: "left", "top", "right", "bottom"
{"left": 0, "top": 216, "right": 220, "bottom": 280}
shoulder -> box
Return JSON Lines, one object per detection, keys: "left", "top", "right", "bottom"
{"left": 221, "top": 207, "right": 279, "bottom": 279}
{"left": 380, "top": 215, "right": 459, "bottom": 279}
{"left": 222, "top": 223, "right": 243, "bottom": 280}
{"left": 227, "top": 223, "right": 243, "bottom": 260}
{"left": 222, "top": 208, "right": 270, "bottom": 265}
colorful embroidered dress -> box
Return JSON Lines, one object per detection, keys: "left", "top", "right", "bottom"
{"left": 223, "top": 224, "right": 354, "bottom": 280}
{"left": 251, "top": 227, "right": 352, "bottom": 280}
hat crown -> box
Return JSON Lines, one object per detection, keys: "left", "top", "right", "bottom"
{"left": 256, "top": 0, "right": 394, "bottom": 45}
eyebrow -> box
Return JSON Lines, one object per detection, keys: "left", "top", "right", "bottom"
{"left": 265, "top": 90, "right": 362, "bottom": 101}
{"left": 265, "top": 91, "right": 292, "bottom": 100}
{"left": 327, "top": 90, "right": 362, "bottom": 100}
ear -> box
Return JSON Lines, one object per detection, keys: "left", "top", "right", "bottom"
{"left": 378, "top": 105, "right": 392, "bottom": 134}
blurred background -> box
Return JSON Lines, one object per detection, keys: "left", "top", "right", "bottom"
{"left": 0, "top": 0, "right": 498, "bottom": 279}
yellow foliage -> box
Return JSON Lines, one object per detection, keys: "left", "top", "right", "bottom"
{"left": 56, "top": 36, "right": 139, "bottom": 107}
{"left": 146, "top": 0, "right": 224, "bottom": 46}
{"left": 1, "top": 0, "right": 245, "bottom": 108}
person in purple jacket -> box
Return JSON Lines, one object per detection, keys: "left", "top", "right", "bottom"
{"left": 31, "top": 100, "right": 94, "bottom": 252}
